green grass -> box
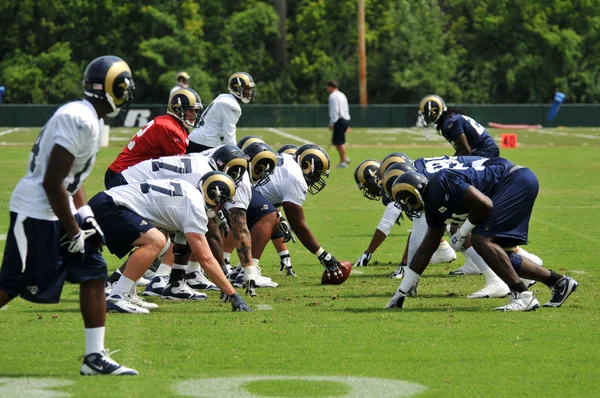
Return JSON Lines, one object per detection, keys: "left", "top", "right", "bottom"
{"left": 0, "top": 127, "right": 599, "bottom": 397}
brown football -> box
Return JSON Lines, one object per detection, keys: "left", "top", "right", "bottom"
{"left": 321, "top": 260, "right": 353, "bottom": 285}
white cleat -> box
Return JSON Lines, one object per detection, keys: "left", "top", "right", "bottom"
{"left": 430, "top": 240, "right": 457, "bottom": 264}
{"left": 136, "top": 276, "right": 150, "bottom": 287}
{"left": 161, "top": 281, "right": 208, "bottom": 301}
{"left": 449, "top": 256, "right": 482, "bottom": 276}
{"left": 142, "top": 275, "right": 169, "bottom": 297}
{"left": 80, "top": 349, "right": 138, "bottom": 376}
{"left": 186, "top": 271, "right": 219, "bottom": 291}
{"left": 494, "top": 291, "right": 539, "bottom": 312}
{"left": 128, "top": 290, "right": 158, "bottom": 310}
{"left": 106, "top": 294, "right": 150, "bottom": 314}
{"left": 467, "top": 282, "right": 510, "bottom": 298}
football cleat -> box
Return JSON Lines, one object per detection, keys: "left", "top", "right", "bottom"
{"left": 467, "top": 282, "right": 510, "bottom": 299}
{"left": 233, "top": 273, "right": 278, "bottom": 288}
{"left": 494, "top": 291, "right": 540, "bottom": 312}
{"left": 135, "top": 276, "right": 150, "bottom": 287}
{"left": 429, "top": 240, "right": 457, "bottom": 264}
{"left": 227, "top": 266, "right": 242, "bottom": 283}
{"left": 81, "top": 350, "right": 138, "bottom": 376}
{"left": 161, "top": 281, "right": 208, "bottom": 301}
{"left": 106, "top": 294, "right": 150, "bottom": 314}
{"left": 143, "top": 269, "right": 155, "bottom": 280}
{"left": 104, "top": 281, "right": 115, "bottom": 297}
{"left": 542, "top": 276, "right": 578, "bottom": 308}
{"left": 127, "top": 290, "right": 158, "bottom": 310}
{"left": 142, "top": 275, "right": 169, "bottom": 297}
{"left": 448, "top": 257, "right": 482, "bottom": 275}
{"left": 186, "top": 271, "right": 219, "bottom": 291}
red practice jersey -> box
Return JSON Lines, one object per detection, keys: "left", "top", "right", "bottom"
{"left": 109, "top": 114, "right": 189, "bottom": 173}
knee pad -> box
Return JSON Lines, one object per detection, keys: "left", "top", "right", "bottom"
{"left": 505, "top": 251, "right": 523, "bottom": 273}
{"left": 158, "top": 236, "right": 171, "bottom": 260}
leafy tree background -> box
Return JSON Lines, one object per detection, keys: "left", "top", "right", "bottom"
{"left": 1, "top": 0, "right": 599, "bottom": 105}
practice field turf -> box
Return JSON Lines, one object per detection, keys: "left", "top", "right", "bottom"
{"left": 0, "top": 126, "right": 599, "bottom": 397}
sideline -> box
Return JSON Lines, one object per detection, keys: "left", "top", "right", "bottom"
{"left": 0, "top": 128, "right": 22, "bottom": 137}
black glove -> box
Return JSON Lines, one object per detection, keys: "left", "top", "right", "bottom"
{"left": 217, "top": 210, "right": 230, "bottom": 238}
{"left": 226, "top": 292, "right": 252, "bottom": 312}
{"left": 278, "top": 212, "right": 296, "bottom": 243}
{"left": 318, "top": 250, "right": 343, "bottom": 279}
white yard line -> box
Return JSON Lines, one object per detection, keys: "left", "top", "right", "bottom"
{"left": 256, "top": 304, "right": 273, "bottom": 311}
{"left": 266, "top": 128, "right": 314, "bottom": 144}
{"left": 0, "top": 128, "right": 22, "bottom": 137}
{"left": 0, "top": 234, "right": 6, "bottom": 241}
{"left": 535, "top": 129, "right": 599, "bottom": 139}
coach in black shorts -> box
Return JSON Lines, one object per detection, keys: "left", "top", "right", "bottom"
{"left": 326, "top": 80, "right": 351, "bottom": 168}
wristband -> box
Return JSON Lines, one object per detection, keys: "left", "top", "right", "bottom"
{"left": 315, "top": 247, "right": 325, "bottom": 257}
{"left": 458, "top": 219, "right": 477, "bottom": 237}
{"left": 78, "top": 205, "right": 94, "bottom": 219}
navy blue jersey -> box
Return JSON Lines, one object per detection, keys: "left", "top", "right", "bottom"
{"left": 424, "top": 158, "right": 515, "bottom": 228}
{"left": 413, "top": 156, "right": 487, "bottom": 179}
{"left": 441, "top": 113, "right": 498, "bottom": 156}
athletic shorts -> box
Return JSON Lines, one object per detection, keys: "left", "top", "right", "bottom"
{"left": 88, "top": 192, "right": 155, "bottom": 258}
{"left": 332, "top": 119, "right": 350, "bottom": 145}
{"left": 472, "top": 146, "right": 500, "bottom": 158}
{"left": 104, "top": 168, "right": 128, "bottom": 189}
{"left": 0, "top": 212, "right": 108, "bottom": 304}
{"left": 472, "top": 167, "right": 539, "bottom": 246}
{"left": 246, "top": 187, "right": 284, "bottom": 239}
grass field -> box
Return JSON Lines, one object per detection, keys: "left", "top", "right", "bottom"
{"left": 0, "top": 126, "right": 599, "bottom": 397}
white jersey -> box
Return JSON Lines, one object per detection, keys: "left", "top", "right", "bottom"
{"left": 328, "top": 90, "right": 351, "bottom": 124}
{"left": 189, "top": 93, "right": 241, "bottom": 148}
{"left": 121, "top": 151, "right": 251, "bottom": 211}
{"left": 106, "top": 179, "right": 208, "bottom": 235}
{"left": 255, "top": 154, "right": 307, "bottom": 206}
{"left": 10, "top": 100, "right": 103, "bottom": 220}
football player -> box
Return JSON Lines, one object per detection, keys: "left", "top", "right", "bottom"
{"left": 170, "top": 71, "right": 191, "bottom": 97}
{"left": 187, "top": 72, "right": 256, "bottom": 153}
{"left": 0, "top": 56, "right": 137, "bottom": 375}
{"left": 253, "top": 144, "right": 348, "bottom": 281}
{"left": 353, "top": 154, "right": 457, "bottom": 274}
{"left": 386, "top": 158, "right": 578, "bottom": 311}
{"left": 419, "top": 94, "right": 499, "bottom": 158}
{"left": 224, "top": 138, "right": 297, "bottom": 281}
{"left": 104, "top": 145, "right": 257, "bottom": 298}
{"left": 104, "top": 87, "right": 203, "bottom": 189}
{"left": 89, "top": 172, "right": 252, "bottom": 313}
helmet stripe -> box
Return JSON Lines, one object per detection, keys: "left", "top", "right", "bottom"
{"left": 105, "top": 61, "right": 132, "bottom": 106}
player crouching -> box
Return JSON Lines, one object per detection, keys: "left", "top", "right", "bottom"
{"left": 88, "top": 172, "right": 251, "bottom": 314}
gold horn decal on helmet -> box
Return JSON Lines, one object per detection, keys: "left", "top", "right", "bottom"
{"left": 300, "top": 148, "right": 328, "bottom": 175}
{"left": 202, "top": 174, "right": 236, "bottom": 207}
{"left": 223, "top": 157, "right": 248, "bottom": 180}
{"left": 251, "top": 151, "right": 277, "bottom": 179}
{"left": 356, "top": 160, "right": 379, "bottom": 186}
{"left": 241, "top": 137, "right": 264, "bottom": 150}
{"left": 379, "top": 156, "right": 407, "bottom": 179}
{"left": 391, "top": 182, "right": 424, "bottom": 211}
{"left": 419, "top": 95, "right": 442, "bottom": 114}
{"left": 105, "top": 61, "right": 132, "bottom": 106}
{"left": 383, "top": 169, "right": 405, "bottom": 196}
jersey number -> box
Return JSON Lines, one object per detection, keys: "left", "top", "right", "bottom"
{"left": 141, "top": 181, "right": 183, "bottom": 197}
{"left": 462, "top": 115, "right": 485, "bottom": 135}
{"left": 151, "top": 157, "right": 192, "bottom": 174}
{"left": 127, "top": 120, "right": 155, "bottom": 151}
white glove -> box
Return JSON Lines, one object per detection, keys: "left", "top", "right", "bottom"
{"left": 354, "top": 252, "right": 372, "bottom": 267}
{"left": 385, "top": 289, "right": 406, "bottom": 309}
{"left": 61, "top": 229, "right": 96, "bottom": 254}
{"left": 450, "top": 233, "right": 467, "bottom": 251}
{"left": 78, "top": 205, "right": 105, "bottom": 246}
